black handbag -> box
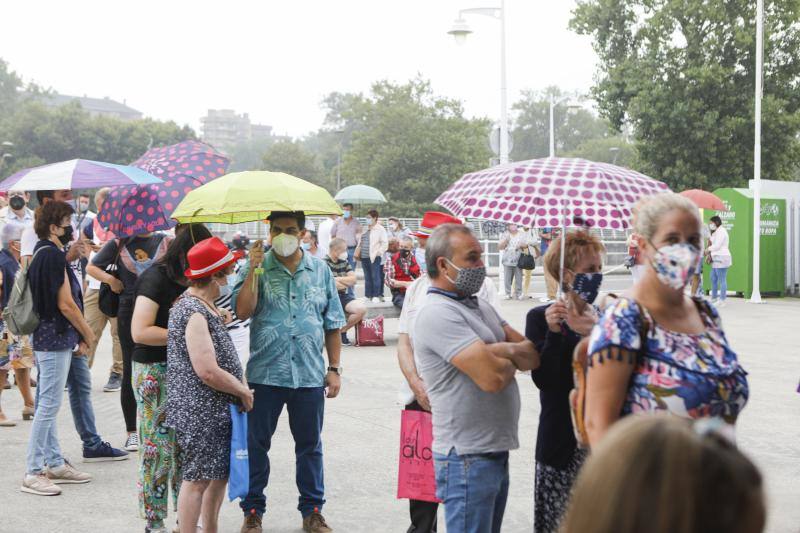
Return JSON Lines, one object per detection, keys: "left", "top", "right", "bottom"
{"left": 518, "top": 251, "right": 536, "bottom": 270}
{"left": 98, "top": 239, "right": 123, "bottom": 318}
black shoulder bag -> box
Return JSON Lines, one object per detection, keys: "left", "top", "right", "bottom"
{"left": 98, "top": 239, "right": 124, "bottom": 318}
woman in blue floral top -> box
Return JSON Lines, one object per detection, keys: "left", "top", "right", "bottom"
{"left": 584, "top": 193, "right": 748, "bottom": 447}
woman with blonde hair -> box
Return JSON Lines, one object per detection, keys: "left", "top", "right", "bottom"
{"left": 581, "top": 193, "right": 749, "bottom": 447}
{"left": 561, "top": 415, "right": 765, "bottom": 533}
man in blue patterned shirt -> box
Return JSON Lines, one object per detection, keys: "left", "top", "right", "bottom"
{"left": 233, "top": 211, "right": 346, "bottom": 533}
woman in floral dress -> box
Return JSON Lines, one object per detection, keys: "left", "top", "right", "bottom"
{"left": 584, "top": 193, "right": 749, "bottom": 447}
{"left": 167, "top": 236, "right": 253, "bottom": 533}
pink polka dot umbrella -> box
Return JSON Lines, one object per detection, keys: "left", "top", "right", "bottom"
{"left": 435, "top": 157, "right": 671, "bottom": 230}
{"left": 97, "top": 141, "right": 230, "bottom": 237}
{"left": 435, "top": 157, "right": 671, "bottom": 293}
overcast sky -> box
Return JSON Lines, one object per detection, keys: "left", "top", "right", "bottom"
{"left": 1, "top": 0, "right": 598, "bottom": 138}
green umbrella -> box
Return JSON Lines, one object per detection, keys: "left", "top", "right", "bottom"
{"left": 172, "top": 170, "right": 342, "bottom": 224}
{"left": 173, "top": 171, "right": 341, "bottom": 289}
{"left": 334, "top": 184, "right": 387, "bottom": 205}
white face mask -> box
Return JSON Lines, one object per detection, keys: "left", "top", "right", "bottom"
{"left": 338, "top": 251, "right": 348, "bottom": 261}
{"left": 709, "top": 223, "right": 717, "bottom": 231}
{"left": 271, "top": 233, "right": 299, "bottom": 257}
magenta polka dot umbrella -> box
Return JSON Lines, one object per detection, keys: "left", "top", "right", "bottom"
{"left": 435, "top": 157, "right": 671, "bottom": 230}
{"left": 97, "top": 141, "right": 230, "bottom": 237}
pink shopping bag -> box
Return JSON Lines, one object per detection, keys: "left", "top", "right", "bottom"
{"left": 397, "top": 409, "right": 442, "bottom": 503}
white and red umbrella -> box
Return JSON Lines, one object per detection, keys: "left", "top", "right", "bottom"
{"left": 436, "top": 157, "right": 671, "bottom": 294}
{"left": 436, "top": 157, "right": 670, "bottom": 230}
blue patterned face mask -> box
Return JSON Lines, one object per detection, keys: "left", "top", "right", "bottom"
{"left": 571, "top": 272, "right": 603, "bottom": 303}
{"left": 650, "top": 242, "right": 700, "bottom": 290}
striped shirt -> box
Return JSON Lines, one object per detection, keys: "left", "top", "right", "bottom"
{"left": 325, "top": 256, "right": 353, "bottom": 293}
{"left": 215, "top": 263, "right": 251, "bottom": 330}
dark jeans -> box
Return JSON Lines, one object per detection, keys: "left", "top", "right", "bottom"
{"left": 242, "top": 384, "right": 326, "bottom": 518}
{"left": 346, "top": 246, "right": 357, "bottom": 297}
{"left": 406, "top": 401, "right": 438, "bottom": 533}
{"left": 392, "top": 291, "right": 406, "bottom": 309}
{"left": 361, "top": 257, "right": 384, "bottom": 298}
{"left": 117, "top": 299, "right": 137, "bottom": 433}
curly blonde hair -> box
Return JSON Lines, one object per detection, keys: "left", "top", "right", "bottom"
{"left": 543, "top": 230, "right": 605, "bottom": 282}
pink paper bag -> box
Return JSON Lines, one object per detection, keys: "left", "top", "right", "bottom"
{"left": 397, "top": 410, "right": 441, "bottom": 503}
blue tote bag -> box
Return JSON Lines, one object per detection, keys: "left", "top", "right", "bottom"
{"left": 228, "top": 403, "right": 250, "bottom": 501}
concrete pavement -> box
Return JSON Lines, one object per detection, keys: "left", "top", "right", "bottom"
{"left": 0, "top": 288, "right": 798, "bottom": 532}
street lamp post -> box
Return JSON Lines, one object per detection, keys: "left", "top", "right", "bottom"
{"left": 549, "top": 95, "right": 581, "bottom": 157}
{"left": 751, "top": 0, "right": 764, "bottom": 303}
{"left": 0, "top": 141, "right": 14, "bottom": 175}
{"left": 609, "top": 146, "right": 620, "bottom": 165}
{"left": 448, "top": 0, "right": 508, "bottom": 165}
{"left": 333, "top": 130, "right": 345, "bottom": 192}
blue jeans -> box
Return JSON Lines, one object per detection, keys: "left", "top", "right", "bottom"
{"left": 711, "top": 267, "right": 729, "bottom": 301}
{"left": 346, "top": 246, "right": 357, "bottom": 297}
{"left": 26, "top": 350, "right": 72, "bottom": 474}
{"left": 361, "top": 257, "right": 384, "bottom": 298}
{"left": 34, "top": 353, "right": 103, "bottom": 450}
{"left": 434, "top": 449, "right": 510, "bottom": 533}
{"left": 67, "top": 354, "right": 103, "bottom": 449}
{"left": 242, "top": 385, "right": 325, "bottom": 518}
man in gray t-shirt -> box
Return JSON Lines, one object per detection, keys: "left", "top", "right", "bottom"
{"left": 412, "top": 223, "right": 539, "bottom": 532}
{"left": 415, "top": 294, "right": 521, "bottom": 455}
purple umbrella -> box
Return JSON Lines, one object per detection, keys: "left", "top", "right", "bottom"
{"left": 0, "top": 159, "right": 163, "bottom": 192}
{"left": 97, "top": 141, "right": 229, "bottom": 236}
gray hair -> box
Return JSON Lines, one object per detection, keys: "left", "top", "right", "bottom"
{"left": 1, "top": 221, "right": 24, "bottom": 249}
{"left": 329, "top": 237, "right": 346, "bottom": 251}
{"left": 426, "top": 224, "right": 472, "bottom": 277}
{"left": 633, "top": 193, "right": 700, "bottom": 240}
{"left": 400, "top": 237, "right": 414, "bottom": 246}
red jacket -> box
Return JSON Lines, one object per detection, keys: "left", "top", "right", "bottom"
{"left": 384, "top": 251, "right": 421, "bottom": 293}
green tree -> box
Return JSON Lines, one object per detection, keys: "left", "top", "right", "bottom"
{"left": 2, "top": 100, "right": 196, "bottom": 177}
{"left": 511, "top": 87, "right": 611, "bottom": 161}
{"left": 261, "top": 140, "right": 328, "bottom": 188}
{"left": 571, "top": 0, "right": 800, "bottom": 191}
{"left": 331, "top": 78, "right": 492, "bottom": 216}
{"left": 228, "top": 137, "right": 276, "bottom": 172}
{"left": 0, "top": 59, "right": 23, "bottom": 117}
{"left": 566, "top": 135, "right": 641, "bottom": 169}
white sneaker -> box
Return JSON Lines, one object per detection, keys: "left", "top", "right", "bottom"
{"left": 124, "top": 432, "right": 139, "bottom": 452}
{"left": 371, "top": 297, "right": 381, "bottom": 303}
{"left": 45, "top": 462, "right": 92, "bottom": 484}
{"left": 516, "top": 295, "right": 525, "bottom": 300}
{"left": 716, "top": 300, "right": 727, "bottom": 308}
{"left": 503, "top": 294, "right": 512, "bottom": 300}
{"left": 539, "top": 297, "right": 552, "bottom": 303}
{"left": 21, "top": 473, "right": 62, "bottom": 496}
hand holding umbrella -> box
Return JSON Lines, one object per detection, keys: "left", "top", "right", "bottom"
{"left": 249, "top": 239, "right": 265, "bottom": 291}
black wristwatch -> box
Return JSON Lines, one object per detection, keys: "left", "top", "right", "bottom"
{"left": 327, "top": 366, "right": 342, "bottom": 375}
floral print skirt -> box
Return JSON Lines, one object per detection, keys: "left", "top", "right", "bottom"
{"left": 533, "top": 448, "right": 587, "bottom": 533}
{"left": 133, "top": 362, "right": 183, "bottom": 529}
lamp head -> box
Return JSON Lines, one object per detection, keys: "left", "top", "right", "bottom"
{"left": 448, "top": 18, "right": 472, "bottom": 45}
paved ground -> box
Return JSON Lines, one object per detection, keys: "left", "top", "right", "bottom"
{"left": 0, "top": 278, "right": 798, "bottom": 532}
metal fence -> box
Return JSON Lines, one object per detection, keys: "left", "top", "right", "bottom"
{"left": 207, "top": 216, "right": 631, "bottom": 269}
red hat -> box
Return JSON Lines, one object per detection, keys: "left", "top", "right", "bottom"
{"left": 411, "top": 211, "right": 462, "bottom": 239}
{"left": 232, "top": 249, "right": 245, "bottom": 261}
{"left": 184, "top": 237, "right": 237, "bottom": 279}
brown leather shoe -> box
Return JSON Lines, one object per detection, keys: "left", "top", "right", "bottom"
{"left": 240, "top": 510, "right": 262, "bottom": 533}
{"left": 303, "top": 511, "right": 332, "bottom": 533}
